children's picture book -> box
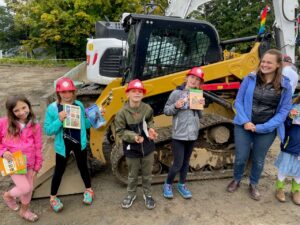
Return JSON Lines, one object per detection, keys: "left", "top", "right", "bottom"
{"left": 180, "top": 90, "right": 189, "bottom": 109}
{"left": 85, "top": 104, "right": 106, "bottom": 129}
{"left": 292, "top": 105, "right": 300, "bottom": 125}
{"left": 15, "top": 155, "right": 27, "bottom": 175}
{"left": 189, "top": 88, "right": 204, "bottom": 110}
{"left": 63, "top": 104, "right": 81, "bottom": 129}
{"left": 0, "top": 151, "right": 26, "bottom": 176}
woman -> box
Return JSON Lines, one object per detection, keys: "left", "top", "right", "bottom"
{"left": 227, "top": 49, "right": 292, "bottom": 201}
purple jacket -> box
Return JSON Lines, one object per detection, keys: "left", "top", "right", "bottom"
{"left": 0, "top": 117, "right": 43, "bottom": 172}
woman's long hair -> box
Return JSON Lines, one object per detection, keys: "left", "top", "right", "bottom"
{"left": 5, "top": 94, "right": 36, "bottom": 137}
{"left": 256, "top": 49, "right": 283, "bottom": 92}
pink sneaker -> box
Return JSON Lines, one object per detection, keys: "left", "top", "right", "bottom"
{"left": 3, "top": 192, "right": 19, "bottom": 211}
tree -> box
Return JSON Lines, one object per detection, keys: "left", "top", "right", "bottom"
{"left": 189, "top": 0, "right": 275, "bottom": 52}
{"left": 5, "top": 0, "right": 168, "bottom": 59}
{"left": 0, "top": 5, "right": 25, "bottom": 52}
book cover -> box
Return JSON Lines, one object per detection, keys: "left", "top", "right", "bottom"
{"left": 85, "top": 104, "right": 106, "bottom": 129}
{"left": 0, "top": 151, "right": 26, "bottom": 176}
{"left": 15, "top": 155, "right": 27, "bottom": 175}
{"left": 189, "top": 88, "right": 204, "bottom": 110}
{"left": 63, "top": 104, "right": 81, "bottom": 129}
{"left": 180, "top": 90, "right": 189, "bottom": 109}
{"left": 292, "top": 105, "right": 300, "bottom": 125}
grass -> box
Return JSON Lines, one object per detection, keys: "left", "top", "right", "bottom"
{"left": 0, "top": 57, "right": 82, "bottom": 67}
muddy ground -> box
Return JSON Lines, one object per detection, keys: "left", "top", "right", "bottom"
{"left": 0, "top": 65, "right": 299, "bottom": 225}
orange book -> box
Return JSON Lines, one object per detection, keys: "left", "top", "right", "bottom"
{"left": 189, "top": 89, "right": 204, "bottom": 110}
{"left": 0, "top": 151, "right": 26, "bottom": 176}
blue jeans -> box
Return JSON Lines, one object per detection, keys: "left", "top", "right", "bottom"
{"left": 233, "top": 125, "right": 276, "bottom": 185}
{"left": 166, "top": 139, "right": 195, "bottom": 184}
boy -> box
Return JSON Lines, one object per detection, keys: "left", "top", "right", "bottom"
{"left": 115, "top": 79, "right": 158, "bottom": 210}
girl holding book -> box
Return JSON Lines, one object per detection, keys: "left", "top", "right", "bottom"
{"left": 163, "top": 67, "right": 205, "bottom": 199}
{"left": 44, "top": 77, "right": 93, "bottom": 212}
{"left": 274, "top": 97, "right": 300, "bottom": 205}
{"left": 0, "top": 94, "right": 43, "bottom": 222}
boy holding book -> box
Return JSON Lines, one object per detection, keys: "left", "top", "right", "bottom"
{"left": 115, "top": 79, "right": 158, "bottom": 210}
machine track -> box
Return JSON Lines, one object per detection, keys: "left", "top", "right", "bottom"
{"left": 111, "top": 113, "right": 235, "bottom": 184}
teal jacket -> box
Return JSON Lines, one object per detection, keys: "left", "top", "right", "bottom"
{"left": 44, "top": 100, "right": 91, "bottom": 157}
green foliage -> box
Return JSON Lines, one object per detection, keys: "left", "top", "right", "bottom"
{"left": 5, "top": 0, "right": 165, "bottom": 59}
{"left": 0, "top": 5, "right": 24, "bottom": 51}
{"left": 190, "top": 0, "right": 275, "bottom": 52}
{"left": 0, "top": 56, "right": 80, "bottom": 67}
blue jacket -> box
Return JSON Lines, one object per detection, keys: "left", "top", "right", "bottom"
{"left": 44, "top": 100, "right": 91, "bottom": 157}
{"left": 281, "top": 113, "right": 300, "bottom": 157}
{"left": 233, "top": 73, "right": 292, "bottom": 142}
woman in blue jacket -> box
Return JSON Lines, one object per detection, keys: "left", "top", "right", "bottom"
{"left": 227, "top": 49, "right": 292, "bottom": 201}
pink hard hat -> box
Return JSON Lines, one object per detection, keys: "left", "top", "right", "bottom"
{"left": 56, "top": 77, "right": 76, "bottom": 92}
{"left": 126, "top": 79, "right": 146, "bottom": 94}
{"left": 187, "top": 67, "right": 205, "bottom": 81}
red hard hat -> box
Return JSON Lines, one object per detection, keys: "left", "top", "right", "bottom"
{"left": 187, "top": 67, "right": 205, "bottom": 81}
{"left": 126, "top": 79, "right": 146, "bottom": 94}
{"left": 56, "top": 77, "right": 76, "bottom": 92}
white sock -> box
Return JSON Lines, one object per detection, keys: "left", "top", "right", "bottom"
{"left": 277, "top": 171, "right": 286, "bottom": 182}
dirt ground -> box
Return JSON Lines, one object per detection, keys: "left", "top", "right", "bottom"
{"left": 0, "top": 65, "right": 299, "bottom": 225}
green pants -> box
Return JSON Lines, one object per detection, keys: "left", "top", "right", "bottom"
{"left": 126, "top": 152, "right": 154, "bottom": 196}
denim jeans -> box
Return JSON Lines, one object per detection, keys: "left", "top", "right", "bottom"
{"left": 166, "top": 139, "right": 195, "bottom": 184}
{"left": 233, "top": 125, "right": 276, "bottom": 185}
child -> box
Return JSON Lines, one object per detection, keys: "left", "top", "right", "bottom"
{"left": 0, "top": 94, "right": 43, "bottom": 222}
{"left": 275, "top": 97, "right": 300, "bottom": 205}
{"left": 44, "top": 77, "right": 94, "bottom": 212}
{"left": 163, "top": 67, "right": 205, "bottom": 199}
{"left": 115, "top": 79, "right": 158, "bottom": 210}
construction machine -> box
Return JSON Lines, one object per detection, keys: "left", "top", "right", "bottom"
{"left": 33, "top": 0, "right": 299, "bottom": 197}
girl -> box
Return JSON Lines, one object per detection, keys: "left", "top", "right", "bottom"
{"left": 44, "top": 77, "right": 93, "bottom": 212}
{"left": 227, "top": 49, "right": 292, "bottom": 201}
{"left": 163, "top": 67, "right": 205, "bottom": 199}
{"left": 0, "top": 95, "right": 43, "bottom": 222}
{"left": 274, "top": 97, "right": 300, "bottom": 205}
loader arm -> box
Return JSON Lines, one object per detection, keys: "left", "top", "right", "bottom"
{"left": 90, "top": 42, "right": 261, "bottom": 163}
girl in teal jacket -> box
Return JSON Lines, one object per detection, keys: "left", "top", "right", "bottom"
{"left": 44, "top": 77, "right": 93, "bottom": 212}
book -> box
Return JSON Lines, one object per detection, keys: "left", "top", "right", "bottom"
{"left": 15, "top": 156, "right": 27, "bottom": 174}
{"left": 63, "top": 104, "right": 81, "bottom": 129}
{"left": 189, "top": 88, "right": 204, "bottom": 110}
{"left": 292, "top": 105, "right": 300, "bottom": 125}
{"left": 85, "top": 104, "right": 106, "bottom": 129}
{"left": 180, "top": 90, "right": 189, "bottom": 109}
{"left": 0, "top": 151, "right": 26, "bottom": 176}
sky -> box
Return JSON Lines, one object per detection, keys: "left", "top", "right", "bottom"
{"left": 0, "top": 0, "right": 5, "bottom": 6}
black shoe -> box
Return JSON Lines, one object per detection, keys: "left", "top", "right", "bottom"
{"left": 143, "top": 194, "right": 156, "bottom": 210}
{"left": 121, "top": 195, "right": 136, "bottom": 209}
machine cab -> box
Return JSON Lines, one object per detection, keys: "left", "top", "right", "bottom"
{"left": 122, "top": 14, "right": 223, "bottom": 83}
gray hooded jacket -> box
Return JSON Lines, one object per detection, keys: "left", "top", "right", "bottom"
{"left": 164, "top": 85, "right": 202, "bottom": 141}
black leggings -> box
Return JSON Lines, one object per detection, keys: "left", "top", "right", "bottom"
{"left": 50, "top": 139, "right": 91, "bottom": 195}
{"left": 166, "top": 139, "right": 195, "bottom": 184}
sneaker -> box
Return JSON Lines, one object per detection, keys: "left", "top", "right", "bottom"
{"left": 50, "top": 197, "right": 63, "bottom": 212}
{"left": 83, "top": 190, "right": 94, "bottom": 205}
{"left": 121, "top": 195, "right": 136, "bottom": 209}
{"left": 177, "top": 183, "right": 192, "bottom": 199}
{"left": 163, "top": 183, "right": 173, "bottom": 199}
{"left": 143, "top": 194, "right": 156, "bottom": 210}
